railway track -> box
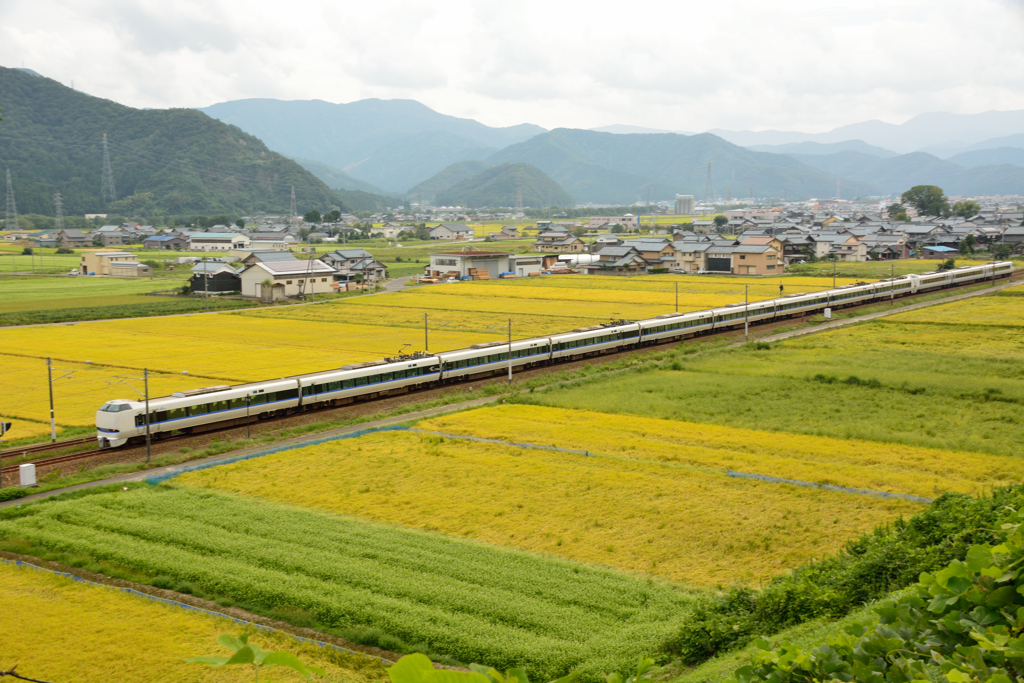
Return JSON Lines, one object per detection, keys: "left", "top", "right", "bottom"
{"left": 3, "top": 272, "right": 1021, "bottom": 483}
{"left": 0, "top": 448, "right": 106, "bottom": 477}
{"left": 0, "top": 437, "right": 93, "bottom": 461}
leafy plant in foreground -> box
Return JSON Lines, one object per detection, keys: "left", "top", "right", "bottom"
{"left": 729, "top": 509, "right": 1024, "bottom": 683}
{"left": 186, "top": 633, "right": 325, "bottom": 681}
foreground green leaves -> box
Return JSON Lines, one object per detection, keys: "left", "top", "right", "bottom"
{"left": 730, "top": 509, "right": 1024, "bottom": 683}
{"left": 186, "top": 633, "right": 326, "bottom": 680}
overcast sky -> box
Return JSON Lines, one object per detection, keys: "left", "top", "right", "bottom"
{"left": 2, "top": 0, "right": 1023, "bottom": 133}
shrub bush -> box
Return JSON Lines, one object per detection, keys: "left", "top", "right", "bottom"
{"left": 661, "top": 486, "right": 1024, "bottom": 665}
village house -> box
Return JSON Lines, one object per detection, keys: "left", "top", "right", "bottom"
{"left": 79, "top": 251, "right": 153, "bottom": 277}
{"left": 239, "top": 259, "right": 336, "bottom": 298}
{"left": 429, "top": 223, "right": 474, "bottom": 240}
{"left": 320, "top": 249, "right": 388, "bottom": 283}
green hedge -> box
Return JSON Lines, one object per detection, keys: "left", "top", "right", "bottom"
{"left": 661, "top": 486, "right": 1024, "bottom": 665}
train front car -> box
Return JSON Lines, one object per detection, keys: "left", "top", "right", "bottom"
{"left": 96, "top": 399, "right": 145, "bottom": 448}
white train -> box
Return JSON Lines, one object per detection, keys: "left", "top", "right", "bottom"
{"left": 96, "top": 261, "right": 1015, "bottom": 447}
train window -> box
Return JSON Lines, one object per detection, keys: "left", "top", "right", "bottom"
{"left": 328, "top": 381, "right": 342, "bottom": 391}
{"left": 229, "top": 398, "right": 245, "bottom": 409}
{"left": 100, "top": 403, "right": 132, "bottom": 412}
{"left": 188, "top": 404, "right": 208, "bottom": 416}
{"left": 250, "top": 394, "right": 266, "bottom": 405}
{"left": 280, "top": 389, "right": 298, "bottom": 400}
{"left": 355, "top": 375, "right": 367, "bottom": 386}
{"left": 342, "top": 379, "right": 354, "bottom": 389}
{"left": 168, "top": 407, "right": 186, "bottom": 420}
{"left": 155, "top": 411, "right": 168, "bottom": 423}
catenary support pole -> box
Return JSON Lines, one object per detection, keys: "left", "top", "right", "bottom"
{"left": 675, "top": 282, "right": 678, "bottom": 313}
{"left": 424, "top": 313, "right": 429, "bottom": 353}
{"left": 744, "top": 284, "right": 749, "bottom": 341}
{"left": 507, "top": 318, "right": 513, "bottom": 384}
{"left": 144, "top": 368, "right": 151, "bottom": 463}
{"left": 891, "top": 262, "right": 894, "bottom": 305}
{"left": 46, "top": 357, "right": 56, "bottom": 443}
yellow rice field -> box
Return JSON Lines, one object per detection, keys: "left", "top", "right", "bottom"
{"left": 0, "top": 417, "right": 60, "bottom": 440}
{"left": 419, "top": 405, "right": 1024, "bottom": 498}
{"left": 177, "top": 429, "right": 921, "bottom": 586}
{"left": 0, "top": 562, "right": 387, "bottom": 683}
{"left": 887, "top": 289, "right": 1024, "bottom": 327}
{"left": 0, "top": 274, "right": 867, "bottom": 428}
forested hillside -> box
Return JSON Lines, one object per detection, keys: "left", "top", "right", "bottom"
{"left": 486, "top": 129, "right": 876, "bottom": 204}
{"left": 0, "top": 67, "right": 340, "bottom": 216}
{"left": 433, "top": 163, "right": 573, "bottom": 208}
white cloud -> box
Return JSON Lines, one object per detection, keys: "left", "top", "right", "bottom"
{"left": 0, "top": 0, "right": 1022, "bottom": 133}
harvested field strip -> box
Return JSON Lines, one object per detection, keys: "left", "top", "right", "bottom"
{"left": 175, "top": 430, "right": 921, "bottom": 586}
{"left": 0, "top": 559, "right": 388, "bottom": 683}
{"left": 0, "top": 486, "right": 696, "bottom": 681}
{"left": 418, "top": 405, "right": 1024, "bottom": 498}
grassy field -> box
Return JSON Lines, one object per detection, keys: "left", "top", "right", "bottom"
{"left": 521, "top": 287, "right": 1024, "bottom": 458}
{"left": 419, "top": 405, "right": 1024, "bottom": 498}
{"left": 0, "top": 561, "right": 387, "bottom": 683}
{"left": 0, "top": 485, "right": 697, "bottom": 681}
{"left": 176, "top": 428, "right": 920, "bottom": 587}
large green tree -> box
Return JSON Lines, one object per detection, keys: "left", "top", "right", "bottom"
{"left": 901, "top": 185, "right": 949, "bottom": 217}
{"left": 951, "top": 199, "right": 980, "bottom": 218}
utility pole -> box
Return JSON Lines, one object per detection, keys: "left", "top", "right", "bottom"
{"left": 144, "top": 369, "right": 151, "bottom": 463}
{"left": 890, "top": 261, "right": 894, "bottom": 305}
{"left": 424, "top": 313, "right": 429, "bottom": 353}
{"left": 507, "top": 318, "right": 513, "bottom": 384}
{"left": 246, "top": 394, "right": 251, "bottom": 440}
{"left": 290, "top": 186, "right": 297, "bottom": 223}
{"left": 675, "top": 282, "right": 678, "bottom": 313}
{"left": 46, "top": 357, "right": 56, "bottom": 443}
{"left": 203, "top": 257, "right": 209, "bottom": 312}
{"left": 832, "top": 257, "right": 837, "bottom": 289}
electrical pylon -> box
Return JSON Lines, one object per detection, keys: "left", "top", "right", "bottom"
{"left": 54, "top": 190, "right": 64, "bottom": 231}
{"left": 704, "top": 160, "right": 714, "bottom": 205}
{"left": 5, "top": 169, "right": 17, "bottom": 230}
{"left": 100, "top": 133, "right": 117, "bottom": 203}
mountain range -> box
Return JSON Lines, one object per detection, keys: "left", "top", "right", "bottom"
{"left": 203, "top": 97, "right": 1024, "bottom": 204}
{"left": 199, "top": 98, "right": 545, "bottom": 194}
{"left": 710, "top": 110, "right": 1024, "bottom": 156}
{"left": 0, "top": 66, "right": 340, "bottom": 216}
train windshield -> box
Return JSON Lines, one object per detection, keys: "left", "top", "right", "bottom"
{"left": 99, "top": 403, "right": 131, "bottom": 412}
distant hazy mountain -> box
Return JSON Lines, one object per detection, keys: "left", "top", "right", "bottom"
{"left": 966, "top": 134, "right": 1024, "bottom": 152}
{"left": 434, "top": 163, "right": 573, "bottom": 208}
{"left": 198, "top": 98, "right": 546, "bottom": 192}
{"left": 0, "top": 66, "right": 338, "bottom": 215}
{"left": 788, "top": 151, "right": 1024, "bottom": 195}
{"left": 291, "top": 157, "right": 387, "bottom": 194}
{"left": 485, "top": 129, "right": 875, "bottom": 204}
{"left": 947, "top": 147, "right": 1024, "bottom": 169}
{"left": 712, "top": 110, "right": 1024, "bottom": 154}
{"left": 406, "top": 160, "right": 490, "bottom": 203}
{"left": 591, "top": 124, "right": 693, "bottom": 135}
{"left": 747, "top": 140, "right": 897, "bottom": 158}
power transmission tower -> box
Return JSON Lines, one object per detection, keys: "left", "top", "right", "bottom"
{"left": 5, "top": 169, "right": 17, "bottom": 230}
{"left": 290, "top": 186, "right": 297, "bottom": 222}
{"left": 54, "top": 190, "right": 64, "bottom": 231}
{"left": 100, "top": 133, "right": 117, "bottom": 203}
{"left": 704, "top": 160, "right": 714, "bottom": 206}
